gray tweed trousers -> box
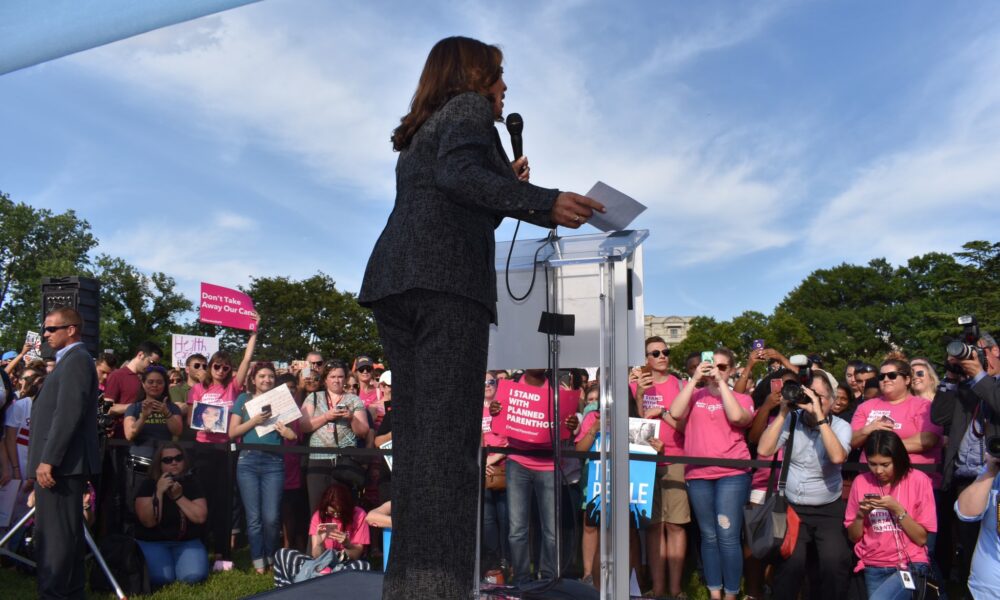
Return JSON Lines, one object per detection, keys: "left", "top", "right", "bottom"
{"left": 373, "top": 288, "right": 491, "bottom": 600}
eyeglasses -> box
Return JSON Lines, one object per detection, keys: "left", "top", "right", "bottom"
{"left": 189, "top": 362, "right": 206, "bottom": 370}
{"left": 912, "top": 369, "right": 926, "bottom": 378}
{"left": 357, "top": 366, "right": 373, "bottom": 373}
{"left": 345, "top": 384, "right": 359, "bottom": 390}
{"left": 310, "top": 360, "right": 323, "bottom": 366}
{"left": 878, "top": 371, "right": 902, "bottom": 381}
{"left": 160, "top": 455, "right": 184, "bottom": 464}
{"left": 485, "top": 379, "right": 497, "bottom": 387}
{"left": 42, "top": 324, "right": 77, "bottom": 333}
{"left": 212, "top": 364, "right": 231, "bottom": 372}
{"left": 716, "top": 363, "right": 730, "bottom": 371}
{"left": 645, "top": 349, "right": 669, "bottom": 358}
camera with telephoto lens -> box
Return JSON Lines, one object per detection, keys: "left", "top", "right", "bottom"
{"left": 96, "top": 395, "right": 115, "bottom": 437}
{"left": 781, "top": 380, "right": 812, "bottom": 405}
{"left": 945, "top": 315, "right": 988, "bottom": 375}
{"left": 986, "top": 436, "right": 1000, "bottom": 458}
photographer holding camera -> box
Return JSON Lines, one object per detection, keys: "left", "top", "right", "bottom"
{"left": 931, "top": 321, "right": 1000, "bottom": 595}
{"left": 757, "top": 369, "right": 853, "bottom": 599}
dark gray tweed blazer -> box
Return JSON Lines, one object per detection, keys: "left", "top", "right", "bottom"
{"left": 359, "top": 92, "right": 559, "bottom": 321}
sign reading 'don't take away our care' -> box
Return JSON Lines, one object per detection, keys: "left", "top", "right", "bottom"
{"left": 198, "top": 282, "right": 258, "bottom": 331}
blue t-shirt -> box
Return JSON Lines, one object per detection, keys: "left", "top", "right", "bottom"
{"left": 124, "top": 398, "right": 182, "bottom": 446}
{"left": 956, "top": 469, "right": 1000, "bottom": 597}
{"left": 233, "top": 393, "right": 283, "bottom": 445}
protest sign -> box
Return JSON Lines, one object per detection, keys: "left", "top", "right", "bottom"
{"left": 199, "top": 282, "right": 258, "bottom": 331}
{"left": 381, "top": 440, "right": 393, "bottom": 471}
{"left": 244, "top": 384, "right": 302, "bottom": 438}
{"left": 24, "top": 331, "right": 41, "bottom": 360}
{"left": 628, "top": 418, "right": 660, "bottom": 450}
{"left": 171, "top": 334, "right": 219, "bottom": 368}
{"left": 191, "top": 402, "right": 230, "bottom": 434}
{"left": 491, "top": 379, "right": 579, "bottom": 444}
{"left": 584, "top": 438, "right": 657, "bottom": 525}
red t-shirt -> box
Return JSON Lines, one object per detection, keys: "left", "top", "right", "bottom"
{"left": 104, "top": 366, "right": 142, "bottom": 439}
{"left": 630, "top": 376, "right": 683, "bottom": 466}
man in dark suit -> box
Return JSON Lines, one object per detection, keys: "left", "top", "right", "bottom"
{"left": 28, "top": 307, "right": 101, "bottom": 599}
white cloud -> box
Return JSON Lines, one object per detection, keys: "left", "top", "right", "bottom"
{"left": 213, "top": 210, "right": 255, "bottom": 231}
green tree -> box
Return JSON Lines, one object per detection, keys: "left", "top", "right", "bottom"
{"left": 87, "top": 255, "right": 194, "bottom": 358}
{"left": 0, "top": 192, "right": 97, "bottom": 350}
{"left": 237, "top": 273, "right": 381, "bottom": 364}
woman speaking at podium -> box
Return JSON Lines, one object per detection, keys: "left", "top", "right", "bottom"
{"left": 359, "top": 36, "right": 604, "bottom": 600}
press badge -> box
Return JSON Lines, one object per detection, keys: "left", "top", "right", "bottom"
{"left": 899, "top": 569, "right": 916, "bottom": 590}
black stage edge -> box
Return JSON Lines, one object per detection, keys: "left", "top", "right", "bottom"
{"left": 247, "top": 574, "right": 643, "bottom": 600}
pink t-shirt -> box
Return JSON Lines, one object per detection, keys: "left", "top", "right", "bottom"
{"left": 630, "top": 376, "right": 684, "bottom": 466}
{"left": 188, "top": 380, "right": 242, "bottom": 443}
{"left": 309, "top": 506, "right": 371, "bottom": 552}
{"left": 358, "top": 387, "right": 378, "bottom": 408}
{"left": 482, "top": 403, "right": 507, "bottom": 449}
{"left": 751, "top": 415, "right": 782, "bottom": 492}
{"left": 682, "top": 387, "right": 754, "bottom": 480}
{"left": 850, "top": 396, "right": 943, "bottom": 485}
{"left": 844, "top": 470, "right": 936, "bottom": 570}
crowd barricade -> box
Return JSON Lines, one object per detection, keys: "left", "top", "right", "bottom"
{"left": 101, "top": 437, "right": 937, "bottom": 551}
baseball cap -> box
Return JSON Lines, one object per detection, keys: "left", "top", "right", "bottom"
{"left": 355, "top": 356, "right": 374, "bottom": 370}
{"left": 2, "top": 351, "right": 16, "bottom": 361}
{"left": 378, "top": 371, "right": 392, "bottom": 386}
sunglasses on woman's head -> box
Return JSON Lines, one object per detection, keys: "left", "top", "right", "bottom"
{"left": 160, "top": 455, "right": 184, "bottom": 464}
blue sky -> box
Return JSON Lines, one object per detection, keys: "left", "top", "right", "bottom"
{"left": 2, "top": 0, "right": 999, "bottom": 321}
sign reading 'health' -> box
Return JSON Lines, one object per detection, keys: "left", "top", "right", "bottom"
{"left": 199, "top": 283, "right": 258, "bottom": 331}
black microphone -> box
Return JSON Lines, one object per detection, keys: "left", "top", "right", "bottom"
{"left": 505, "top": 113, "right": 524, "bottom": 159}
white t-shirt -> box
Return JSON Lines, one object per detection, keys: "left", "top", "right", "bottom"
{"left": 4, "top": 395, "right": 32, "bottom": 474}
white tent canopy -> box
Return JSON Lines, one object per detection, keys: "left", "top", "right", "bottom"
{"left": 0, "top": 0, "right": 260, "bottom": 75}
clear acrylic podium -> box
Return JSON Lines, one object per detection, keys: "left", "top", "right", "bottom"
{"left": 485, "top": 229, "right": 647, "bottom": 600}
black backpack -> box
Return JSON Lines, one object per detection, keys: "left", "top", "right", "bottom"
{"left": 89, "top": 534, "right": 151, "bottom": 595}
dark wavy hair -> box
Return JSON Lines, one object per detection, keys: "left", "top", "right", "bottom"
{"left": 391, "top": 36, "right": 503, "bottom": 151}
{"left": 137, "top": 365, "right": 170, "bottom": 402}
{"left": 864, "top": 430, "right": 911, "bottom": 486}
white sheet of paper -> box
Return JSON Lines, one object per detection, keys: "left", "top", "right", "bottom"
{"left": 245, "top": 385, "right": 302, "bottom": 438}
{"left": 381, "top": 440, "right": 393, "bottom": 471}
{"left": 585, "top": 181, "right": 647, "bottom": 232}
{"left": 0, "top": 480, "right": 22, "bottom": 527}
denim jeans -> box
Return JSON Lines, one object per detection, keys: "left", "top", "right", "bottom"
{"left": 236, "top": 450, "right": 286, "bottom": 569}
{"left": 686, "top": 473, "right": 751, "bottom": 596}
{"left": 136, "top": 538, "right": 209, "bottom": 587}
{"left": 482, "top": 487, "right": 510, "bottom": 571}
{"left": 507, "top": 459, "right": 557, "bottom": 584}
{"left": 864, "top": 562, "right": 929, "bottom": 600}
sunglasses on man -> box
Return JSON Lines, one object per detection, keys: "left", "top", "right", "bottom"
{"left": 42, "top": 323, "right": 77, "bottom": 333}
{"left": 645, "top": 349, "right": 669, "bottom": 359}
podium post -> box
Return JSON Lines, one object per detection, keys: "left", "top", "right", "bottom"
{"left": 487, "top": 229, "right": 647, "bottom": 600}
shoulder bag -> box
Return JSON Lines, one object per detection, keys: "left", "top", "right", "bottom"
{"left": 743, "top": 410, "right": 801, "bottom": 560}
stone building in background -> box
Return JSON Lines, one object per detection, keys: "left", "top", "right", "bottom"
{"left": 644, "top": 315, "right": 695, "bottom": 347}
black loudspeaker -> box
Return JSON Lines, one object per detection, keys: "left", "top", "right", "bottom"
{"left": 249, "top": 571, "right": 383, "bottom": 599}
{"left": 40, "top": 276, "right": 100, "bottom": 357}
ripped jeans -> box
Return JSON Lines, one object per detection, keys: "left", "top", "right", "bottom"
{"left": 687, "top": 473, "right": 751, "bottom": 596}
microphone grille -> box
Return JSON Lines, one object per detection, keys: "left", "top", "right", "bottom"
{"left": 505, "top": 113, "right": 523, "bottom": 135}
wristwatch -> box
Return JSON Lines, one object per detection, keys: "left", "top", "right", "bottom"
{"left": 895, "top": 510, "right": 908, "bottom": 522}
{"left": 815, "top": 417, "right": 830, "bottom": 426}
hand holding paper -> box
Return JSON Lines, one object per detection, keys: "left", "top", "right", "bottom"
{"left": 583, "top": 182, "right": 647, "bottom": 232}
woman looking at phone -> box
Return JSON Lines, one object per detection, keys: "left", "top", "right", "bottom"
{"left": 272, "top": 481, "right": 370, "bottom": 587}
{"left": 230, "top": 362, "right": 298, "bottom": 573}
{"left": 300, "top": 360, "right": 369, "bottom": 509}
{"left": 844, "top": 430, "right": 936, "bottom": 599}
{"left": 134, "top": 444, "right": 209, "bottom": 588}
{"left": 669, "top": 348, "right": 754, "bottom": 600}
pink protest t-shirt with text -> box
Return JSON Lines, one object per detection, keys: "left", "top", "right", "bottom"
{"left": 850, "top": 396, "right": 943, "bottom": 485}
{"left": 844, "top": 470, "right": 936, "bottom": 570}
{"left": 682, "top": 386, "right": 754, "bottom": 480}
{"left": 188, "top": 379, "right": 242, "bottom": 443}
{"left": 630, "top": 376, "right": 684, "bottom": 466}
{"left": 308, "top": 506, "right": 371, "bottom": 552}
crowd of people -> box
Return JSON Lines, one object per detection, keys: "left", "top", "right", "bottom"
{"left": 2, "top": 320, "right": 1000, "bottom": 600}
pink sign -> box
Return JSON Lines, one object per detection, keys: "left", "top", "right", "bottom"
{"left": 491, "top": 379, "right": 580, "bottom": 444}
{"left": 199, "top": 283, "right": 258, "bottom": 331}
